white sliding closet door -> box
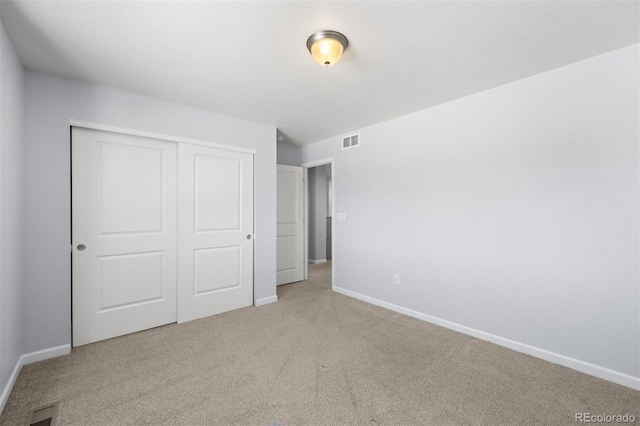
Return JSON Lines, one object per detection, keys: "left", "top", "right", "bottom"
{"left": 72, "top": 125, "right": 255, "bottom": 347}
{"left": 177, "top": 143, "right": 254, "bottom": 323}
{"left": 72, "top": 127, "right": 177, "bottom": 347}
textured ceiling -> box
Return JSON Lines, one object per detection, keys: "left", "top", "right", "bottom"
{"left": 2, "top": 1, "right": 638, "bottom": 146}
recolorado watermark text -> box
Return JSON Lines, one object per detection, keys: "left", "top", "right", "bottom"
{"left": 575, "top": 413, "right": 636, "bottom": 423}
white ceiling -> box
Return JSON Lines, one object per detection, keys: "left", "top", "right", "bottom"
{"left": 2, "top": 1, "right": 638, "bottom": 146}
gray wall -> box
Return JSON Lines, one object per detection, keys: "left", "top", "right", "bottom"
{"left": 0, "top": 19, "right": 25, "bottom": 399}
{"left": 308, "top": 166, "right": 328, "bottom": 262}
{"left": 277, "top": 141, "right": 301, "bottom": 166}
{"left": 301, "top": 45, "right": 640, "bottom": 378}
{"left": 23, "top": 70, "right": 277, "bottom": 353}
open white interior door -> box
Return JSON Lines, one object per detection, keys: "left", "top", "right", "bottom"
{"left": 277, "top": 164, "right": 304, "bottom": 285}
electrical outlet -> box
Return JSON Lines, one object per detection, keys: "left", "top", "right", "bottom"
{"left": 393, "top": 274, "right": 400, "bottom": 286}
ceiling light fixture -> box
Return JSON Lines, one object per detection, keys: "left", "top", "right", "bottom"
{"left": 306, "top": 30, "right": 348, "bottom": 67}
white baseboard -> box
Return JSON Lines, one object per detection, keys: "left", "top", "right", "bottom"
{"left": 0, "top": 355, "right": 23, "bottom": 415}
{"left": 309, "top": 259, "right": 327, "bottom": 264}
{"left": 22, "top": 344, "right": 71, "bottom": 365}
{"left": 333, "top": 286, "right": 640, "bottom": 391}
{"left": 255, "top": 295, "right": 278, "bottom": 306}
{"left": 0, "top": 344, "right": 71, "bottom": 414}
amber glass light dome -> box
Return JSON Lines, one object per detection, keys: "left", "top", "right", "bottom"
{"left": 306, "top": 30, "right": 348, "bottom": 67}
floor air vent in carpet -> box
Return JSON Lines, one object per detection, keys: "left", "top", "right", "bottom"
{"left": 25, "top": 402, "right": 59, "bottom": 426}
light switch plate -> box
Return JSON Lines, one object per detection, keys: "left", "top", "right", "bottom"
{"left": 337, "top": 213, "right": 346, "bottom": 222}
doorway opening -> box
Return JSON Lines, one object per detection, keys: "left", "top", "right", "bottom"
{"left": 275, "top": 158, "right": 335, "bottom": 295}
{"left": 303, "top": 159, "right": 334, "bottom": 291}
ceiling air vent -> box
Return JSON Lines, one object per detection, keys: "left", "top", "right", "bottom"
{"left": 342, "top": 133, "right": 360, "bottom": 150}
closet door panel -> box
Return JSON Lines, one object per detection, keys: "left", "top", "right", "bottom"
{"left": 177, "top": 143, "right": 254, "bottom": 323}
{"left": 72, "top": 128, "right": 177, "bottom": 347}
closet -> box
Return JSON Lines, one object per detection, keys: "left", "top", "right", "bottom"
{"left": 71, "top": 126, "right": 253, "bottom": 346}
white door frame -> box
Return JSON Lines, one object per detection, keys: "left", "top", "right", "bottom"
{"left": 300, "top": 158, "right": 335, "bottom": 290}
{"left": 70, "top": 120, "right": 255, "bottom": 154}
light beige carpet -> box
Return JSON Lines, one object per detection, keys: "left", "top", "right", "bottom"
{"left": 1, "top": 262, "right": 638, "bottom": 425}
